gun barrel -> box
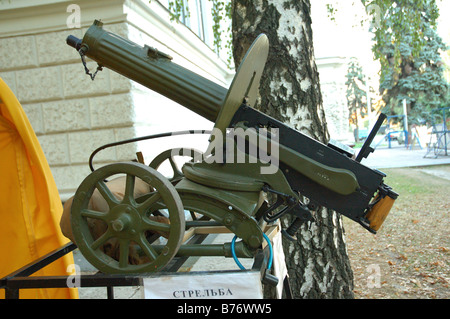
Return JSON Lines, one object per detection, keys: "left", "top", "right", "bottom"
{"left": 68, "top": 20, "right": 227, "bottom": 122}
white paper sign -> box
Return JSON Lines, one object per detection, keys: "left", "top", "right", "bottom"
{"left": 143, "top": 271, "right": 263, "bottom": 299}
{"left": 272, "top": 231, "right": 288, "bottom": 299}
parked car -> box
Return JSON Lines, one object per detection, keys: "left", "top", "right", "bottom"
{"left": 354, "top": 128, "right": 368, "bottom": 141}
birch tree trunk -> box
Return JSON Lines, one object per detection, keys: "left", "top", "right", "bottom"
{"left": 231, "top": 0, "right": 354, "bottom": 299}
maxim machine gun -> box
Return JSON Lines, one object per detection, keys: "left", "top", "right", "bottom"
{"left": 66, "top": 20, "right": 398, "bottom": 277}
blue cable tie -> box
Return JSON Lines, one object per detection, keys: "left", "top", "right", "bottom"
{"left": 231, "top": 233, "right": 273, "bottom": 271}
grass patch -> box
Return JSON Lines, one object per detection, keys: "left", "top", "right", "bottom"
{"left": 381, "top": 168, "right": 434, "bottom": 195}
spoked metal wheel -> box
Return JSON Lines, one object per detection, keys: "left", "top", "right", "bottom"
{"left": 70, "top": 162, "right": 185, "bottom": 273}
{"left": 149, "top": 148, "right": 203, "bottom": 184}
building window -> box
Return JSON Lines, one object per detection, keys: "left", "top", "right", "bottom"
{"left": 158, "top": 0, "right": 229, "bottom": 57}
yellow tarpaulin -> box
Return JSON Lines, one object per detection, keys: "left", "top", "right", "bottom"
{"left": 0, "top": 77, "right": 78, "bottom": 299}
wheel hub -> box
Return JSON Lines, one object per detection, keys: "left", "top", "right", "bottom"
{"left": 109, "top": 205, "right": 139, "bottom": 237}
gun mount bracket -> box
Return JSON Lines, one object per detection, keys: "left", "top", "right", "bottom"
{"left": 260, "top": 185, "right": 313, "bottom": 241}
{"left": 145, "top": 45, "right": 173, "bottom": 60}
{"left": 261, "top": 185, "right": 296, "bottom": 223}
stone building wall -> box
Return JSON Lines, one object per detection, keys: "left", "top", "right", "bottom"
{"left": 1, "top": 22, "right": 137, "bottom": 201}
{"left": 316, "top": 57, "right": 351, "bottom": 142}
{"left": 0, "top": 0, "right": 232, "bottom": 201}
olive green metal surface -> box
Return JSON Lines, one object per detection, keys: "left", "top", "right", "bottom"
{"left": 232, "top": 122, "right": 360, "bottom": 195}
{"left": 149, "top": 147, "right": 203, "bottom": 184}
{"left": 67, "top": 21, "right": 395, "bottom": 275}
{"left": 70, "top": 162, "right": 185, "bottom": 273}
{"left": 81, "top": 20, "right": 227, "bottom": 122}
{"left": 175, "top": 178, "right": 264, "bottom": 250}
{"left": 211, "top": 34, "right": 269, "bottom": 135}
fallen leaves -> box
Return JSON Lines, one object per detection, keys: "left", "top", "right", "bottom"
{"left": 429, "top": 260, "right": 445, "bottom": 268}
{"left": 398, "top": 254, "right": 408, "bottom": 261}
{"left": 344, "top": 166, "right": 450, "bottom": 299}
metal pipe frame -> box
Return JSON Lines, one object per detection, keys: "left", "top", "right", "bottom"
{"left": 1, "top": 234, "right": 280, "bottom": 299}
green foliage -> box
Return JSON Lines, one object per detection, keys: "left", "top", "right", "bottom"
{"left": 167, "top": 0, "right": 189, "bottom": 21}
{"left": 363, "top": 0, "right": 449, "bottom": 124}
{"left": 158, "top": 0, "right": 233, "bottom": 65}
{"left": 345, "top": 58, "right": 370, "bottom": 125}
{"left": 210, "top": 0, "right": 232, "bottom": 52}
{"left": 325, "top": 3, "right": 338, "bottom": 22}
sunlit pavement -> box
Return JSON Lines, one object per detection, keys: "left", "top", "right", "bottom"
{"left": 358, "top": 145, "right": 450, "bottom": 169}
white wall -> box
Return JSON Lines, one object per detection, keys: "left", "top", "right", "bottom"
{"left": 315, "top": 57, "right": 351, "bottom": 140}
{"left": 311, "top": 0, "right": 379, "bottom": 141}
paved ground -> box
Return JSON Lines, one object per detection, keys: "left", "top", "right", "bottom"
{"left": 359, "top": 145, "right": 450, "bottom": 169}
{"left": 75, "top": 142, "right": 450, "bottom": 299}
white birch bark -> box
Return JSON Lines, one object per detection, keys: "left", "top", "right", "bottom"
{"left": 232, "top": 0, "right": 354, "bottom": 299}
